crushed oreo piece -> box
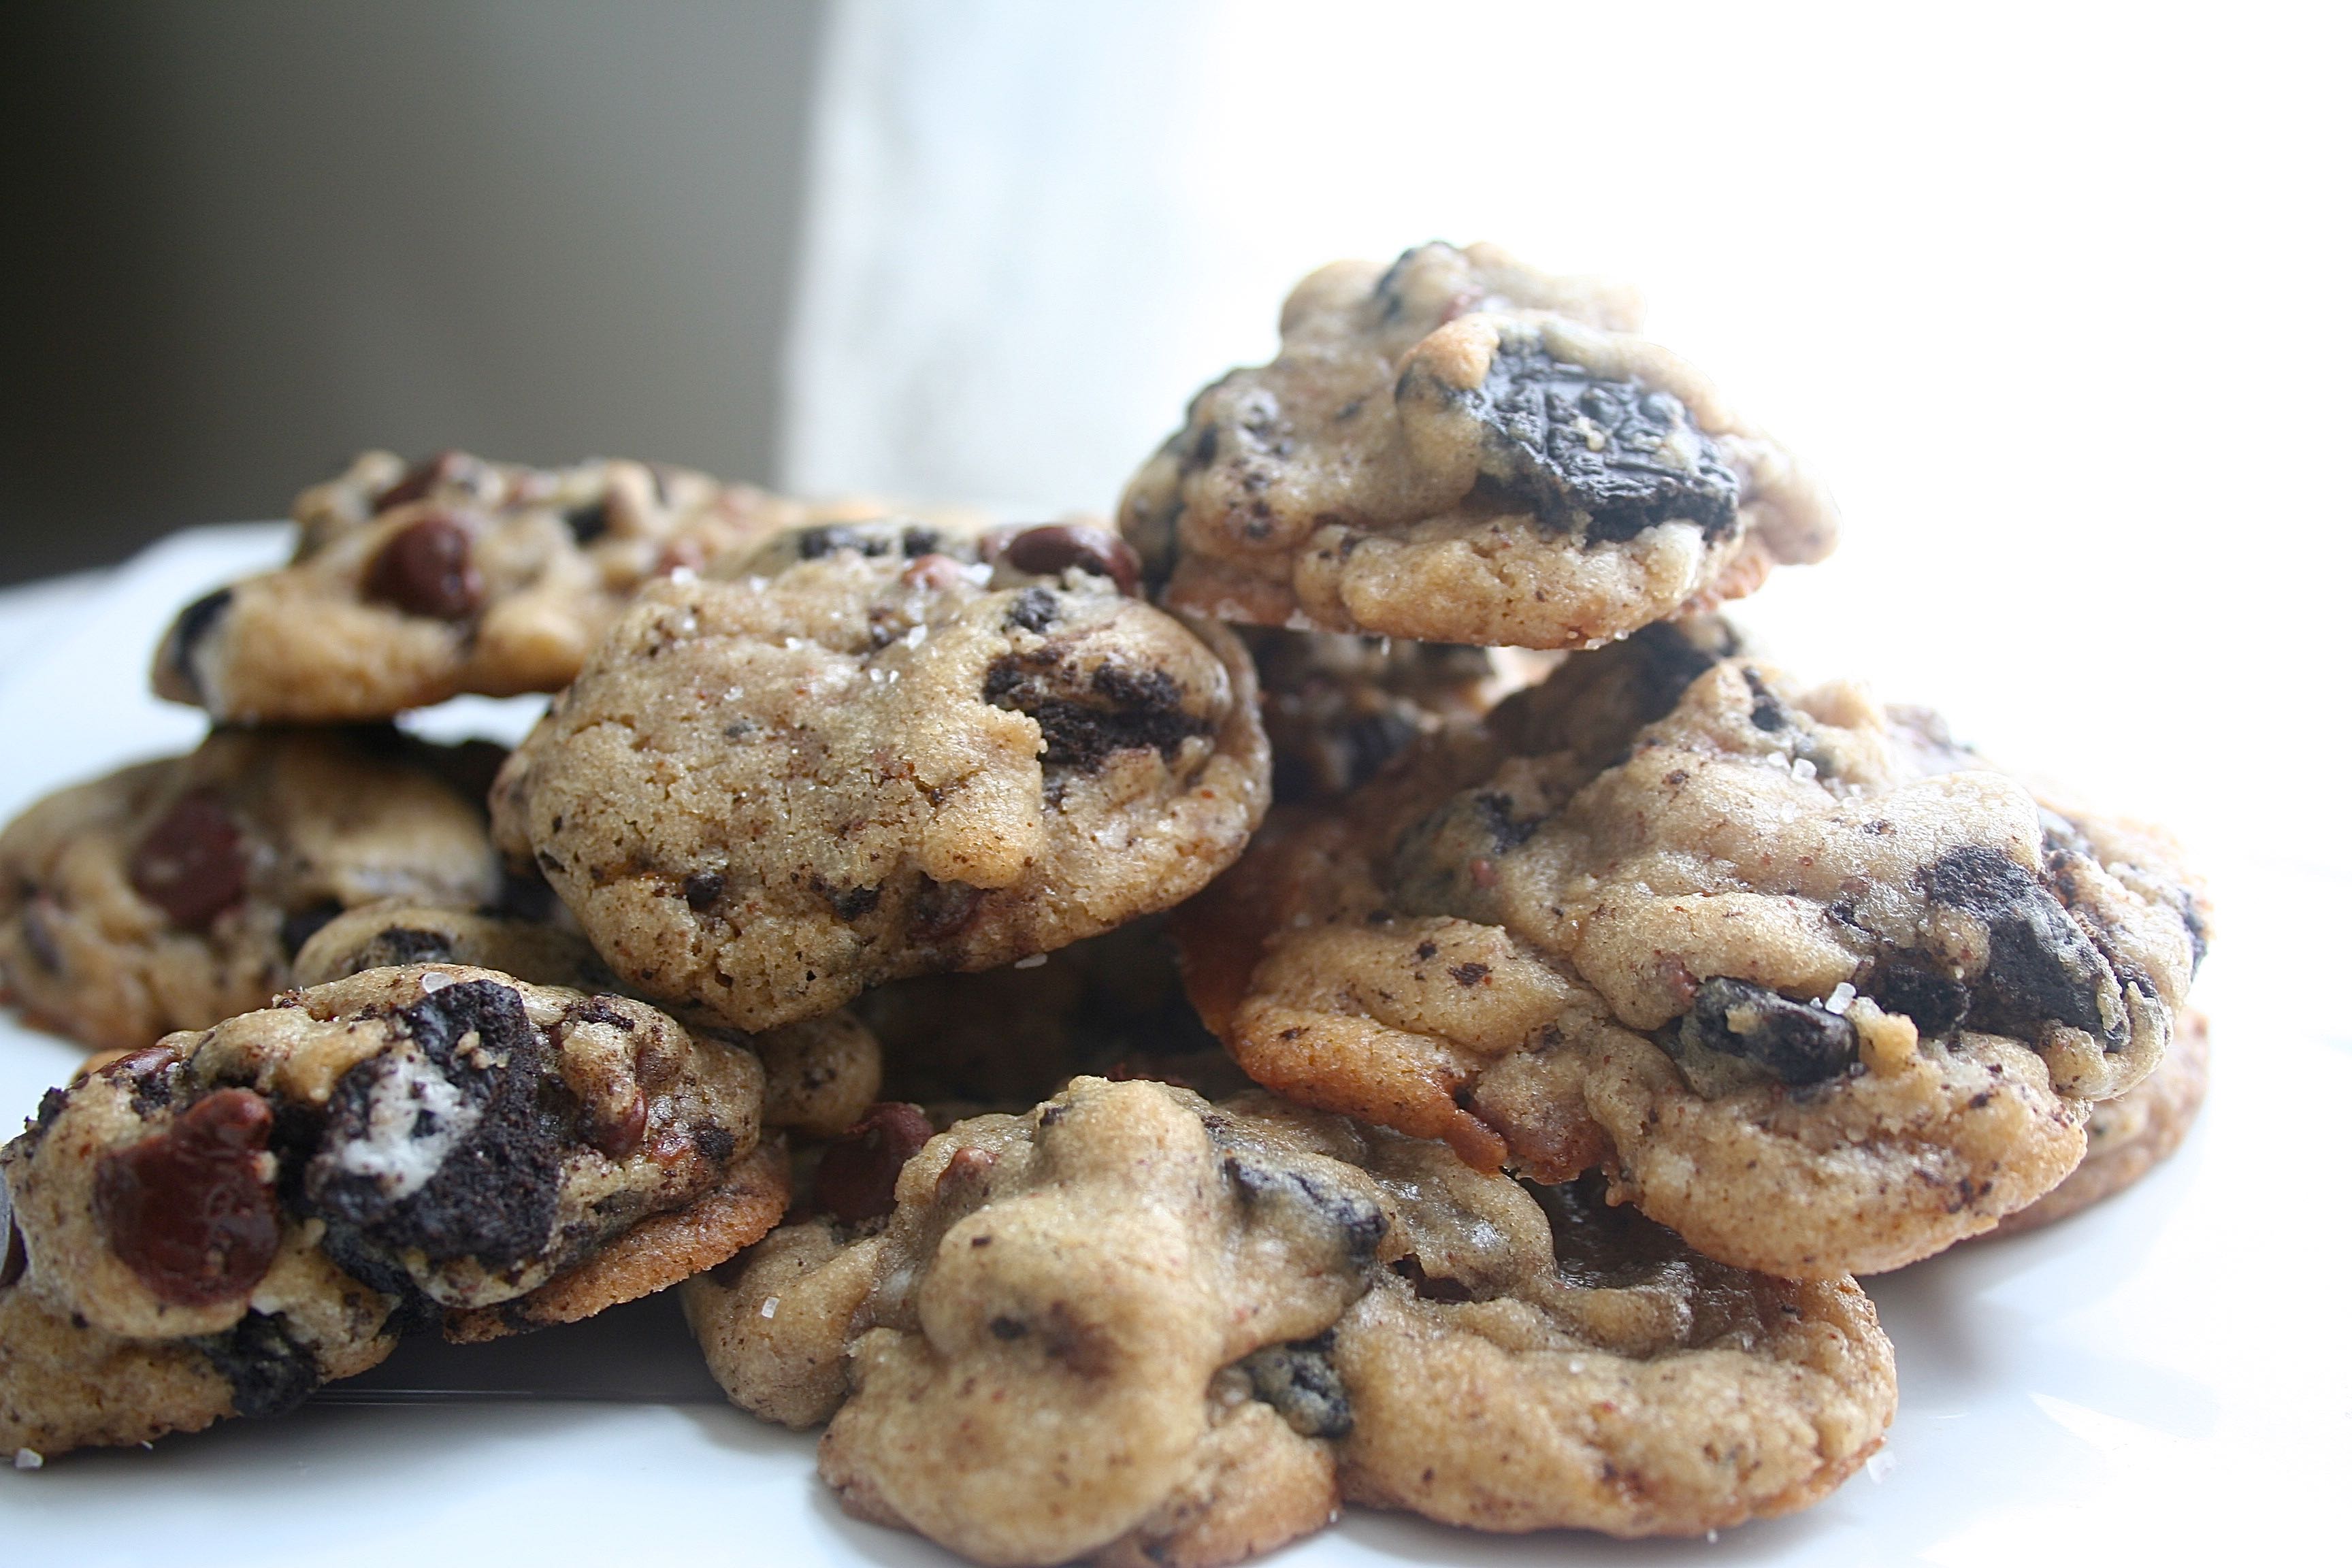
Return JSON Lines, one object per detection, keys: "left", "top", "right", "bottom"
{"left": 1239, "top": 1332, "right": 1353, "bottom": 1438}
{"left": 1925, "top": 847, "right": 2117, "bottom": 1042}
{"left": 1677, "top": 977, "right": 1857, "bottom": 1086}
{"left": 193, "top": 1311, "right": 321, "bottom": 1419}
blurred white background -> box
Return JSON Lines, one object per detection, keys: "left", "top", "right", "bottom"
{"left": 789, "top": 0, "right": 2350, "bottom": 898}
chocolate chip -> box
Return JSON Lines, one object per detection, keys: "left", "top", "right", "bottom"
{"left": 1454, "top": 342, "right": 1740, "bottom": 542}
{"left": 982, "top": 657, "right": 1214, "bottom": 774}
{"left": 1221, "top": 1153, "right": 1386, "bottom": 1270}
{"left": 683, "top": 870, "right": 727, "bottom": 911}
{"left": 1925, "top": 847, "right": 2116, "bottom": 1041}
{"left": 998, "top": 524, "right": 1142, "bottom": 597}
{"left": 362, "top": 514, "right": 483, "bottom": 620}
{"left": 94, "top": 1089, "right": 280, "bottom": 1307}
{"left": 101, "top": 1043, "right": 184, "bottom": 1115}
{"left": 587, "top": 1088, "right": 647, "bottom": 1160}
{"left": 1239, "top": 1333, "right": 1353, "bottom": 1438}
{"left": 353, "top": 926, "right": 458, "bottom": 970}
{"left": 1742, "top": 667, "right": 1787, "bottom": 732}
{"left": 372, "top": 451, "right": 469, "bottom": 513}
{"left": 161, "top": 588, "right": 234, "bottom": 695}
{"left": 278, "top": 900, "right": 345, "bottom": 960}
{"left": 19, "top": 896, "right": 63, "bottom": 973}
{"left": 1678, "top": 977, "right": 1857, "bottom": 1085}
{"left": 813, "top": 1102, "right": 932, "bottom": 1222}
{"left": 563, "top": 499, "right": 610, "bottom": 544}
{"left": 193, "top": 1311, "right": 320, "bottom": 1419}
{"left": 1867, "top": 954, "right": 1970, "bottom": 1039}
{"left": 1005, "top": 586, "right": 1058, "bottom": 632}
{"left": 129, "top": 792, "right": 246, "bottom": 930}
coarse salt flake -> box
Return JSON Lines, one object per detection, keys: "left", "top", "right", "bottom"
{"left": 419, "top": 970, "right": 455, "bottom": 993}
{"left": 1865, "top": 1450, "right": 1895, "bottom": 1483}
{"left": 1792, "top": 757, "right": 1818, "bottom": 781}
{"left": 1823, "top": 981, "right": 1857, "bottom": 1015}
{"left": 14, "top": 1448, "right": 42, "bottom": 1470}
{"left": 1013, "top": 954, "right": 1048, "bottom": 970}
{"left": 759, "top": 1296, "right": 779, "bottom": 1320}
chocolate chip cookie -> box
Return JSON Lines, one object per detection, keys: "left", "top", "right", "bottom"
{"left": 150, "top": 449, "right": 906, "bottom": 722}
{"left": 0, "top": 728, "right": 509, "bottom": 1054}
{"left": 1120, "top": 242, "right": 1835, "bottom": 647}
{"left": 685, "top": 1076, "right": 1894, "bottom": 1561}
{"left": 1179, "top": 625, "right": 2208, "bottom": 1276}
{"left": 493, "top": 519, "right": 1269, "bottom": 1032}
{"left": 1245, "top": 627, "right": 1556, "bottom": 804}
{"left": 289, "top": 899, "right": 885, "bottom": 1143}
{"left": 1989, "top": 1009, "right": 2210, "bottom": 1238}
{"left": 0, "top": 964, "right": 769, "bottom": 1454}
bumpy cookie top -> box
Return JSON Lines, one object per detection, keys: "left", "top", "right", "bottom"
{"left": 1120, "top": 242, "right": 1835, "bottom": 647}
{"left": 0, "top": 728, "right": 507, "bottom": 1054}
{"left": 493, "top": 519, "right": 1270, "bottom": 1032}
{"left": 1180, "top": 623, "right": 2208, "bottom": 1276}
{"left": 0, "top": 964, "right": 765, "bottom": 1453}
{"left": 150, "top": 450, "right": 904, "bottom": 722}
{"left": 685, "top": 1076, "right": 1893, "bottom": 1562}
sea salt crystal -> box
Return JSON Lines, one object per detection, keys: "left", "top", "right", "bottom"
{"left": 1013, "top": 954, "right": 1049, "bottom": 970}
{"left": 419, "top": 970, "right": 454, "bottom": 993}
{"left": 903, "top": 625, "right": 928, "bottom": 649}
{"left": 1823, "top": 981, "right": 1857, "bottom": 1015}
{"left": 14, "top": 1448, "right": 42, "bottom": 1470}
{"left": 1865, "top": 1450, "right": 1895, "bottom": 1483}
{"left": 759, "top": 1296, "right": 779, "bottom": 1320}
{"left": 1792, "top": 757, "right": 1818, "bottom": 781}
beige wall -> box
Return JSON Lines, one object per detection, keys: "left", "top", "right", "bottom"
{"left": 0, "top": 0, "right": 827, "bottom": 581}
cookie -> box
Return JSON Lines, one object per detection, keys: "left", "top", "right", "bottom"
{"left": 150, "top": 449, "right": 906, "bottom": 722}
{"left": 0, "top": 964, "right": 767, "bottom": 1454}
{"left": 492, "top": 519, "right": 1270, "bottom": 1032}
{"left": 290, "top": 899, "right": 885, "bottom": 1143}
{"left": 855, "top": 915, "right": 1243, "bottom": 1117}
{"left": 1988, "top": 1009, "right": 2210, "bottom": 1239}
{"left": 684, "top": 1076, "right": 1894, "bottom": 1562}
{"left": 0, "top": 728, "right": 509, "bottom": 1054}
{"left": 1120, "top": 242, "right": 1835, "bottom": 647}
{"left": 1179, "top": 624, "right": 2208, "bottom": 1276}
{"left": 1245, "top": 627, "right": 1556, "bottom": 804}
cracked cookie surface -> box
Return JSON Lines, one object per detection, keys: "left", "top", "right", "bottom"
{"left": 151, "top": 450, "right": 902, "bottom": 721}
{"left": 0, "top": 964, "right": 766, "bottom": 1454}
{"left": 1120, "top": 242, "right": 1835, "bottom": 647}
{"left": 1179, "top": 625, "right": 2208, "bottom": 1276}
{"left": 493, "top": 519, "right": 1269, "bottom": 1033}
{"left": 685, "top": 1076, "right": 1893, "bottom": 1561}
{"left": 0, "top": 728, "right": 508, "bottom": 1053}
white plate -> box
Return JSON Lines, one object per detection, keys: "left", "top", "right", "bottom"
{"left": 0, "top": 532, "right": 2342, "bottom": 1564}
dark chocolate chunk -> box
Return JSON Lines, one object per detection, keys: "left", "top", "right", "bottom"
{"left": 353, "top": 926, "right": 459, "bottom": 969}
{"left": 562, "top": 498, "right": 611, "bottom": 545}
{"left": 1867, "top": 954, "right": 1970, "bottom": 1039}
{"left": 1005, "top": 586, "right": 1059, "bottom": 633}
{"left": 193, "top": 1310, "right": 321, "bottom": 1419}
{"left": 999, "top": 523, "right": 1142, "bottom": 597}
{"left": 18, "top": 896, "right": 63, "bottom": 973}
{"left": 362, "top": 514, "right": 483, "bottom": 620}
{"left": 129, "top": 791, "right": 247, "bottom": 930}
{"left": 160, "top": 587, "right": 234, "bottom": 695}
{"left": 900, "top": 526, "right": 941, "bottom": 559}
{"left": 983, "top": 657, "right": 1213, "bottom": 774}
{"left": 1534, "top": 1172, "right": 1686, "bottom": 1289}
{"left": 1678, "top": 977, "right": 1857, "bottom": 1085}
{"left": 1456, "top": 341, "right": 1740, "bottom": 542}
{"left": 683, "top": 869, "right": 727, "bottom": 911}
{"left": 1239, "top": 1332, "right": 1353, "bottom": 1438}
{"left": 1925, "top": 847, "right": 2116, "bottom": 1041}
{"left": 1220, "top": 1152, "right": 1386, "bottom": 1270}
{"left": 372, "top": 451, "right": 471, "bottom": 514}
{"left": 93, "top": 1089, "right": 280, "bottom": 1307}
{"left": 586, "top": 1089, "right": 647, "bottom": 1160}
{"left": 813, "top": 1102, "right": 933, "bottom": 1222}
{"left": 306, "top": 979, "right": 572, "bottom": 1272}
{"left": 278, "top": 900, "right": 346, "bottom": 960}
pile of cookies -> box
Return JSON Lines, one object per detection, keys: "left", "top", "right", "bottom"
{"left": 0, "top": 242, "right": 2209, "bottom": 1562}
